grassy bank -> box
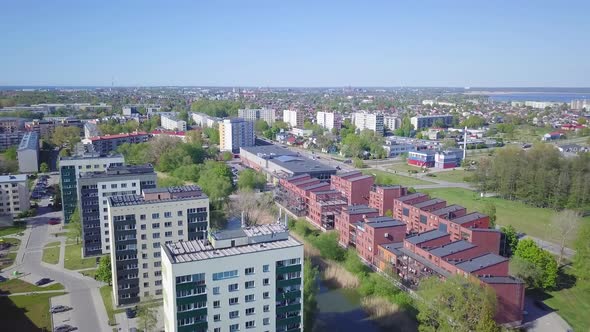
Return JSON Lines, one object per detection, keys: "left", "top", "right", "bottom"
{"left": 0, "top": 225, "right": 25, "bottom": 237}
{"left": 0, "top": 278, "right": 65, "bottom": 294}
{"left": 425, "top": 169, "right": 474, "bottom": 183}
{"left": 361, "top": 169, "right": 433, "bottom": 186}
{"left": 100, "top": 285, "right": 125, "bottom": 326}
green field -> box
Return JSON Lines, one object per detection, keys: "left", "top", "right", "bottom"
{"left": 361, "top": 169, "right": 434, "bottom": 186}
{"left": 0, "top": 252, "right": 17, "bottom": 270}
{"left": 80, "top": 268, "right": 97, "bottom": 279}
{"left": 419, "top": 188, "right": 589, "bottom": 246}
{"left": 42, "top": 246, "right": 60, "bottom": 265}
{"left": 387, "top": 163, "right": 423, "bottom": 173}
{"left": 64, "top": 243, "right": 99, "bottom": 270}
{"left": 0, "top": 292, "right": 66, "bottom": 331}
{"left": 426, "top": 169, "right": 474, "bottom": 183}
{"left": 0, "top": 278, "right": 65, "bottom": 294}
{"left": 0, "top": 225, "right": 25, "bottom": 237}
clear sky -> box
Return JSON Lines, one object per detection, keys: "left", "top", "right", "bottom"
{"left": 1, "top": 0, "right": 589, "bottom": 87}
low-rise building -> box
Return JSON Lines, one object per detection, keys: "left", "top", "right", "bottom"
{"left": 0, "top": 175, "right": 30, "bottom": 219}
{"left": 17, "top": 131, "right": 39, "bottom": 173}
{"left": 82, "top": 132, "right": 150, "bottom": 156}
{"left": 191, "top": 112, "right": 221, "bottom": 128}
{"left": 368, "top": 185, "right": 407, "bottom": 216}
{"left": 330, "top": 171, "right": 374, "bottom": 205}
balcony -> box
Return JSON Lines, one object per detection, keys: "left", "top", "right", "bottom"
{"left": 276, "top": 303, "right": 301, "bottom": 314}
{"left": 276, "top": 316, "right": 301, "bottom": 329}
{"left": 276, "top": 290, "right": 301, "bottom": 301}
{"left": 276, "top": 277, "right": 301, "bottom": 288}
{"left": 276, "top": 264, "right": 301, "bottom": 274}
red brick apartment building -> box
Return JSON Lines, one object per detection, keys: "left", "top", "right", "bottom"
{"left": 353, "top": 216, "right": 406, "bottom": 264}
{"left": 277, "top": 174, "right": 329, "bottom": 216}
{"left": 330, "top": 171, "right": 374, "bottom": 205}
{"left": 307, "top": 190, "right": 347, "bottom": 230}
{"left": 335, "top": 205, "right": 379, "bottom": 247}
{"left": 368, "top": 185, "right": 407, "bottom": 215}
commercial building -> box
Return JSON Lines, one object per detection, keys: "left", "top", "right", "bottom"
{"left": 410, "top": 115, "right": 454, "bottom": 129}
{"left": 17, "top": 131, "right": 39, "bottom": 173}
{"left": 240, "top": 145, "right": 336, "bottom": 180}
{"left": 59, "top": 154, "right": 125, "bottom": 222}
{"left": 316, "top": 111, "right": 340, "bottom": 131}
{"left": 77, "top": 165, "right": 157, "bottom": 257}
{"left": 191, "top": 112, "right": 220, "bottom": 128}
{"left": 161, "top": 114, "right": 188, "bottom": 132}
{"left": 161, "top": 221, "right": 304, "bottom": 332}
{"left": 0, "top": 175, "right": 30, "bottom": 218}
{"left": 407, "top": 150, "right": 436, "bottom": 168}
{"left": 283, "top": 109, "right": 304, "bottom": 128}
{"left": 82, "top": 132, "right": 150, "bottom": 156}
{"left": 238, "top": 108, "right": 276, "bottom": 124}
{"left": 108, "top": 185, "right": 210, "bottom": 306}
{"left": 352, "top": 112, "right": 384, "bottom": 133}
{"left": 219, "top": 118, "right": 255, "bottom": 152}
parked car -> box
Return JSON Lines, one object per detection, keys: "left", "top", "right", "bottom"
{"left": 54, "top": 324, "right": 77, "bottom": 332}
{"left": 125, "top": 307, "right": 137, "bottom": 318}
{"left": 48, "top": 218, "right": 61, "bottom": 225}
{"left": 50, "top": 305, "right": 72, "bottom": 313}
{"left": 35, "top": 278, "right": 52, "bottom": 286}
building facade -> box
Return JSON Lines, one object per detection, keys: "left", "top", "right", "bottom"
{"left": 17, "top": 131, "right": 39, "bottom": 173}
{"left": 219, "top": 118, "right": 255, "bottom": 152}
{"left": 352, "top": 112, "right": 384, "bottom": 133}
{"left": 383, "top": 116, "right": 400, "bottom": 130}
{"left": 82, "top": 132, "right": 150, "bottom": 156}
{"left": 161, "top": 222, "right": 304, "bottom": 332}
{"left": 59, "top": 154, "right": 125, "bottom": 222}
{"left": 282, "top": 110, "right": 304, "bottom": 128}
{"left": 238, "top": 108, "right": 276, "bottom": 124}
{"left": 316, "top": 111, "right": 340, "bottom": 131}
{"left": 410, "top": 115, "right": 454, "bottom": 129}
{"left": 191, "top": 112, "right": 220, "bottom": 128}
{"left": 77, "top": 165, "right": 157, "bottom": 257}
{"left": 0, "top": 175, "right": 30, "bottom": 218}
{"left": 161, "top": 114, "right": 188, "bottom": 132}
{"left": 108, "top": 186, "right": 210, "bottom": 306}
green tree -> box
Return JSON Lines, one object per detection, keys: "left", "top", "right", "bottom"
{"left": 572, "top": 221, "right": 590, "bottom": 288}
{"left": 137, "top": 297, "right": 158, "bottom": 332}
{"left": 237, "top": 169, "right": 266, "bottom": 191}
{"left": 39, "top": 162, "right": 50, "bottom": 173}
{"left": 51, "top": 126, "right": 81, "bottom": 151}
{"left": 500, "top": 225, "right": 519, "bottom": 257}
{"left": 512, "top": 239, "right": 558, "bottom": 289}
{"left": 416, "top": 275, "right": 498, "bottom": 332}
{"left": 393, "top": 116, "right": 414, "bottom": 137}
{"left": 95, "top": 256, "right": 112, "bottom": 285}
{"left": 352, "top": 157, "right": 364, "bottom": 169}
{"left": 385, "top": 209, "right": 393, "bottom": 217}
{"left": 203, "top": 127, "right": 220, "bottom": 145}
{"left": 442, "top": 138, "right": 457, "bottom": 149}
{"left": 254, "top": 119, "right": 269, "bottom": 133}
{"left": 221, "top": 151, "right": 233, "bottom": 161}
{"left": 4, "top": 146, "right": 17, "bottom": 161}
{"left": 198, "top": 161, "right": 234, "bottom": 208}
{"left": 482, "top": 202, "right": 497, "bottom": 229}
{"left": 303, "top": 259, "right": 318, "bottom": 331}
{"left": 67, "top": 206, "right": 82, "bottom": 244}
{"left": 460, "top": 115, "right": 486, "bottom": 128}
{"left": 550, "top": 210, "right": 581, "bottom": 265}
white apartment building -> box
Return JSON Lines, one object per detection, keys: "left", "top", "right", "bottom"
{"left": 238, "top": 108, "right": 276, "bottom": 124}
{"left": 0, "top": 175, "right": 30, "bottom": 218}
{"left": 17, "top": 131, "right": 39, "bottom": 173}
{"left": 524, "top": 101, "right": 561, "bottom": 109}
{"left": 316, "top": 111, "right": 340, "bottom": 131}
{"left": 219, "top": 118, "right": 255, "bottom": 152}
{"left": 571, "top": 99, "right": 590, "bottom": 110}
{"left": 384, "top": 116, "right": 400, "bottom": 131}
{"left": 282, "top": 110, "right": 304, "bottom": 128}
{"left": 352, "top": 112, "right": 384, "bottom": 133}
{"left": 162, "top": 221, "right": 304, "bottom": 332}
{"left": 410, "top": 115, "right": 454, "bottom": 129}
{"left": 108, "top": 185, "right": 210, "bottom": 306}
{"left": 191, "top": 112, "right": 220, "bottom": 128}
{"left": 161, "top": 114, "right": 188, "bottom": 132}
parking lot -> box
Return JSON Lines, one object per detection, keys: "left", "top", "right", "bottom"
{"left": 31, "top": 174, "right": 55, "bottom": 202}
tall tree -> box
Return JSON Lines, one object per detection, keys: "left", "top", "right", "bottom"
{"left": 4, "top": 146, "right": 17, "bottom": 160}
{"left": 137, "top": 297, "right": 158, "bottom": 332}
{"left": 482, "top": 202, "right": 497, "bottom": 229}
{"left": 550, "top": 210, "right": 581, "bottom": 265}
{"left": 95, "top": 256, "right": 112, "bottom": 285}
{"left": 512, "top": 239, "right": 558, "bottom": 289}
{"left": 67, "top": 207, "right": 82, "bottom": 244}
{"left": 416, "top": 275, "right": 499, "bottom": 332}
{"left": 39, "top": 162, "right": 50, "bottom": 173}
{"left": 500, "top": 225, "right": 519, "bottom": 257}
{"left": 51, "top": 126, "right": 81, "bottom": 151}
{"left": 237, "top": 169, "right": 266, "bottom": 191}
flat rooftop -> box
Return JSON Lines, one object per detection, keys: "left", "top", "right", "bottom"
{"left": 79, "top": 164, "right": 155, "bottom": 179}
{"left": 346, "top": 175, "right": 373, "bottom": 182}
{"left": 302, "top": 182, "right": 329, "bottom": 191}
{"left": 18, "top": 132, "right": 38, "bottom": 151}
{"left": 450, "top": 212, "right": 487, "bottom": 225}
{"left": 143, "top": 185, "right": 201, "bottom": 195}
{"left": 413, "top": 198, "right": 445, "bottom": 209}
{"left": 343, "top": 205, "right": 379, "bottom": 215}
{"left": 405, "top": 230, "right": 448, "bottom": 245}
{"left": 454, "top": 253, "right": 507, "bottom": 273}
{"left": 241, "top": 145, "right": 298, "bottom": 157}
{"left": 428, "top": 240, "right": 475, "bottom": 258}
{"left": 365, "top": 217, "right": 405, "bottom": 228}
{"left": 334, "top": 171, "right": 362, "bottom": 178}
{"left": 479, "top": 276, "right": 524, "bottom": 285}
{"left": 380, "top": 242, "right": 403, "bottom": 256}
{"left": 292, "top": 178, "right": 319, "bottom": 186}
{"left": 59, "top": 153, "right": 123, "bottom": 161}
{"left": 270, "top": 156, "right": 336, "bottom": 175}
{"left": 431, "top": 204, "right": 466, "bottom": 217}
{"left": 0, "top": 174, "right": 27, "bottom": 183}
{"left": 397, "top": 192, "right": 428, "bottom": 202}
{"left": 164, "top": 235, "right": 302, "bottom": 264}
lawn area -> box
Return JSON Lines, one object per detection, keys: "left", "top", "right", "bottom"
{"left": 100, "top": 285, "right": 124, "bottom": 326}
{"left": 426, "top": 169, "right": 474, "bottom": 183}
{"left": 0, "top": 252, "right": 17, "bottom": 270}
{"left": 420, "top": 188, "right": 590, "bottom": 246}
{"left": 80, "top": 268, "right": 97, "bottom": 279}
{"left": 64, "top": 243, "right": 98, "bottom": 270}
{"left": 387, "top": 163, "right": 423, "bottom": 173}
{"left": 0, "top": 278, "right": 65, "bottom": 294}
{"left": 44, "top": 241, "right": 60, "bottom": 248}
{"left": 1, "top": 292, "right": 66, "bottom": 331}
{"left": 361, "top": 169, "right": 434, "bottom": 186}
{"left": 41, "top": 246, "right": 60, "bottom": 265}
{"left": 0, "top": 225, "right": 26, "bottom": 237}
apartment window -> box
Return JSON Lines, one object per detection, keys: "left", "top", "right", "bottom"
{"left": 229, "top": 297, "right": 239, "bottom": 305}
{"left": 121, "top": 183, "right": 127, "bottom": 188}
{"left": 245, "top": 294, "right": 254, "bottom": 302}
{"left": 177, "top": 220, "right": 183, "bottom": 226}
{"left": 164, "top": 212, "right": 172, "bottom": 218}
{"left": 164, "top": 222, "right": 172, "bottom": 227}
{"left": 165, "top": 231, "right": 172, "bottom": 237}
{"left": 141, "top": 244, "right": 147, "bottom": 250}
{"left": 228, "top": 283, "right": 239, "bottom": 292}
{"left": 142, "top": 263, "right": 148, "bottom": 269}
{"left": 245, "top": 307, "right": 255, "bottom": 316}
{"left": 152, "top": 223, "right": 160, "bottom": 229}
{"left": 214, "top": 314, "right": 220, "bottom": 322}
{"left": 212, "top": 270, "right": 238, "bottom": 281}
{"left": 143, "top": 272, "right": 148, "bottom": 278}
{"left": 153, "top": 242, "right": 160, "bottom": 248}
{"left": 141, "top": 224, "right": 146, "bottom": 230}
{"left": 263, "top": 278, "right": 269, "bottom": 286}
{"left": 245, "top": 281, "right": 254, "bottom": 289}
{"left": 140, "top": 214, "right": 146, "bottom": 220}
{"left": 152, "top": 213, "right": 160, "bottom": 219}
{"left": 143, "top": 282, "right": 149, "bottom": 288}
{"left": 111, "top": 184, "right": 117, "bottom": 189}
{"left": 229, "top": 310, "right": 239, "bottom": 319}
{"left": 101, "top": 185, "right": 106, "bottom": 189}
{"left": 214, "top": 329, "right": 220, "bottom": 332}
{"left": 245, "top": 321, "right": 255, "bottom": 329}
{"left": 230, "top": 324, "right": 239, "bottom": 332}
{"left": 213, "top": 287, "right": 220, "bottom": 295}
{"left": 132, "top": 182, "right": 137, "bottom": 187}
{"left": 263, "top": 291, "right": 269, "bottom": 299}
{"left": 178, "top": 230, "right": 183, "bottom": 236}
{"left": 263, "top": 264, "right": 269, "bottom": 272}
{"left": 177, "top": 211, "right": 183, "bottom": 216}
{"left": 154, "top": 252, "right": 161, "bottom": 258}
{"left": 213, "top": 300, "right": 220, "bottom": 308}
{"left": 155, "top": 280, "right": 162, "bottom": 286}
{"left": 141, "top": 234, "right": 146, "bottom": 240}
{"left": 263, "top": 318, "right": 270, "bottom": 325}
{"left": 245, "top": 267, "right": 254, "bottom": 275}
{"left": 152, "top": 233, "right": 160, "bottom": 239}
{"left": 263, "top": 305, "right": 269, "bottom": 312}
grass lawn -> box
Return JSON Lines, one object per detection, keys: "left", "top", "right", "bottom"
{"left": 426, "top": 169, "right": 474, "bottom": 183}
{"left": 420, "top": 188, "right": 590, "bottom": 246}
{"left": 44, "top": 241, "right": 60, "bottom": 248}
{"left": 361, "top": 169, "right": 434, "bottom": 186}
{"left": 1, "top": 237, "right": 21, "bottom": 251}
{"left": 0, "top": 225, "right": 26, "bottom": 237}
{"left": 1, "top": 292, "right": 66, "bottom": 331}
{"left": 41, "top": 246, "right": 60, "bottom": 265}
{"left": 64, "top": 243, "right": 98, "bottom": 270}
{"left": 100, "top": 285, "right": 124, "bottom": 326}
{"left": 387, "top": 163, "right": 423, "bottom": 173}
{"left": 0, "top": 278, "right": 65, "bottom": 294}
{"left": 80, "top": 268, "right": 97, "bottom": 279}
{"left": 0, "top": 252, "right": 17, "bottom": 270}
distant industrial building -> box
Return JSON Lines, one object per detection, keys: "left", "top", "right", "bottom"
{"left": 219, "top": 118, "right": 255, "bottom": 152}
{"left": 81, "top": 132, "right": 150, "bottom": 156}
{"left": 352, "top": 112, "right": 384, "bottom": 133}
{"left": 0, "top": 175, "right": 30, "bottom": 219}
{"left": 410, "top": 115, "right": 454, "bottom": 129}
{"left": 238, "top": 108, "right": 276, "bottom": 124}
{"left": 17, "top": 132, "right": 39, "bottom": 173}
{"left": 240, "top": 145, "right": 336, "bottom": 180}
{"left": 161, "top": 114, "right": 187, "bottom": 132}
{"left": 316, "top": 111, "right": 341, "bottom": 131}
{"left": 283, "top": 109, "right": 304, "bottom": 128}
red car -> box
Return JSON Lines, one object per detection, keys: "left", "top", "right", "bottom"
{"left": 48, "top": 218, "right": 61, "bottom": 225}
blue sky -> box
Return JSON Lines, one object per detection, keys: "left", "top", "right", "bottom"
{"left": 1, "top": 0, "right": 589, "bottom": 87}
